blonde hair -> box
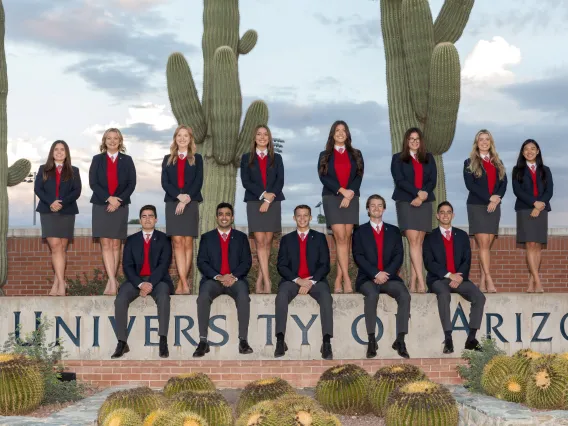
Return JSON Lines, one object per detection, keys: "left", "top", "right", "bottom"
{"left": 99, "top": 128, "right": 126, "bottom": 153}
{"left": 247, "top": 124, "right": 275, "bottom": 168}
{"left": 467, "top": 129, "right": 506, "bottom": 180}
{"left": 167, "top": 125, "right": 196, "bottom": 166}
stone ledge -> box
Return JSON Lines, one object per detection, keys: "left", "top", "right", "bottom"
{"left": 452, "top": 386, "right": 568, "bottom": 425}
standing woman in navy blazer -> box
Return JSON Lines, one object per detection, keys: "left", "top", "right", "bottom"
{"left": 34, "top": 140, "right": 82, "bottom": 296}
{"left": 318, "top": 120, "right": 364, "bottom": 294}
{"left": 161, "top": 125, "right": 203, "bottom": 294}
{"left": 463, "top": 130, "right": 507, "bottom": 293}
{"left": 390, "top": 127, "right": 437, "bottom": 293}
{"left": 240, "top": 125, "right": 284, "bottom": 294}
{"left": 89, "top": 128, "right": 136, "bottom": 296}
{"left": 512, "top": 139, "right": 553, "bottom": 293}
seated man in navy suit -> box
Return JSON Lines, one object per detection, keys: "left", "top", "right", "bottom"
{"left": 112, "top": 205, "right": 173, "bottom": 359}
{"left": 423, "top": 201, "right": 486, "bottom": 354}
{"left": 194, "top": 202, "right": 253, "bottom": 357}
{"left": 352, "top": 194, "right": 411, "bottom": 359}
{"left": 274, "top": 205, "right": 334, "bottom": 360}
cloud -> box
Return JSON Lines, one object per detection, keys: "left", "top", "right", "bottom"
{"left": 500, "top": 73, "right": 568, "bottom": 114}
{"left": 4, "top": 0, "right": 196, "bottom": 98}
{"left": 462, "top": 36, "right": 521, "bottom": 84}
{"left": 313, "top": 13, "right": 382, "bottom": 50}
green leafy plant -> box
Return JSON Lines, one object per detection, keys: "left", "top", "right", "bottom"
{"left": 456, "top": 335, "right": 505, "bottom": 394}
{"left": 66, "top": 268, "right": 125, "bottom": 296}
{"left": 1, "top": 319, "right": 87, "bottom": 405}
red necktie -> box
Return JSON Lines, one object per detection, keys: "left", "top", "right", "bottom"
{"left": 145, "top": 234, "right": 151, "bottom": 242}
{"left": 300, "top": 232, "right": 306, "bottom": 241}
{"left": 530, "top": 164, "right": 536, "bottom": 173}
{"left": 259, "top": 152, "right": 266, "bottom": 159}
{"left": 445, "top": 230, "right": 451, "bottom": 241}
{"left": 221, "top": 233, "right": 228, "bottom": 242}
{"left": 179, "top": 154, "right": 185, "bottom": 160}
{"left": 338, "top": 147, "right": 345, "bottom": 154}
{"left": 57, "top": 165, "right": 63, "bottom": 173}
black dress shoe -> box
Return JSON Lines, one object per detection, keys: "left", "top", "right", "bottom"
{"left": 193, "top": 341, "right": 210, "bottom": 358}
{"left": 367, "top": 338, "right": 378, "bottom": 359}
{"left": 465, "top": 338, "right": 482, "bottom": 351}
{"left": 274, "top": 340, "right": 288, "bottom": 358}
{"left": 239, "top": 339, "right": 253, "bottom": 354}
{"left": 392, "top": 340, "right": 410, "bottom": 359}
{"left": 443, "top": 338, "right": 454, "bottom": 354}
{"left": 159, "top": 338, "right": 169, "bottom": 358}
{"left": 111, "top": 341, "right": 129, "bottom": 359}
{"left": 321, "top": 342, "right": 333, "bottom": 360}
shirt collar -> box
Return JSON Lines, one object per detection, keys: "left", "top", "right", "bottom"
{"left": 369, "top": 220, "right": 383, "bottom": 232}
{"left": 107, "top": 152, "right": 118, "bottom": 160}
{"left": 178, "top": 151, "right": 188, "bottom": 156}
{"left": 217, "top": 228, "right": 232, "bottom": 236}
{"left": 334, "top": 145, "right": 346, "bottom": 152}
{"left": 55, "top": 161, "right": 64, "bottom": 166}
{"left": 439, "top": 226, "right": 452, "bottom": 236}
{"left": 527, "top": 161, "right": 536, "bottom": 166}
{"left": 481, "top": 154, "right": 490, "bottom": 161}
{"left": 143, "top": 230, "right": 154, "bottom": 239}
{"left": 256, "top": 148, "right": 267, "bottom": 156}
{"left": 297, "top": 229, "right": 310, "bottom": 236}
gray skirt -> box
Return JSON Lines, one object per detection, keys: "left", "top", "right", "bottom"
{"left": 40, "top": 213, "right": 75, "bottom": 239}
{"left": 396, "top": 201, "right": 432, "bottom": 233}
{"left": 323, "top": 195, "right": 359, "bottom": 226}
{"left": 92, "top": 204, "right": 129, "bottom": 240}
{"left": 165, "top": 201, "right": 199, "bottom": 237}
{"left": 467, "top": 204, "right": 501, "bottom": 235}
{"left": 517, "top": 209, "right": 548, "bottom": 245}
{"left": 246, "top": 200, "right": 282, "bottom": 233}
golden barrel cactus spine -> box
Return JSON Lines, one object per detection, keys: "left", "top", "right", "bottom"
{"left": 512, "top": 349, "right": 542, "bottom": 380}
{"left": 526, "top": 355, "right": 568, "bottom": 410}
{"left": 495, "top": 374, "right": 526, "bottom": 404}
{"left": 235, "top": 400, "right": 274, "bottom": 426}
{"left": 315, "top": 363, "right": 372, "bottom": 415}
{"left": 236, "top": 377, "right": 294, "bottom": 416}
{"left": 151, "top": 411, "right": 209, "bottom": 426}
{"left": 480, "top": 355, "right": 515, "bottom": 396}
{"left": 385, "top": 380, "right": 459, "bottom": 426}
{"left": 98, "top": 387, "right": 167, "bottom": 425}
{"left": 163, "top": 373, "right": 216, "bottom": 398}
{"left": 102, "top": 408, "right": 143, "bottom": 426}
{"left": 168, "top": 390, "right": 233, "bottom": 426}
{"left": 0, "top": 354, "right": 44, "bottom": 415}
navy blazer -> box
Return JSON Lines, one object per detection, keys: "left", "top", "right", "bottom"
{"left": 89, "top": 153, "right": 136, "bottom": 205}
{"left": 352, "top": 222, "right": 403, "bottom": 290}
{"left": 240, "top": 152, "right": 285, "bottom": 202}
{"left": 423, "top": 227, "right": 471, "bottom": 289}
{"left": 317, "top": 149, "right": 364, "bottom": 197}
{"left": 512, "top": 166, "right": 553, "bottom": 212}
{"left": 463, "top": 158, "right": 507, "bottom": 205}
{"left": 34, "top": 165, "right": 82, "bottom": 215}
{"left": 277, "top": 229, "right": 330, "bottom": 285}
{"left": 197, "top": 228, "right": 252, "bottom": 285}
{"left": 390, "top": 152, "right": 437, "bottom": 202}
{"left": 161, "top": 153, "right": 204, "bottom": 202}
{"left": 122, "top": 230, "right": 174, "bottom": 294}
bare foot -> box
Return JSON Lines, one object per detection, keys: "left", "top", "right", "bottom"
{"left": 416, "top": 283, "right": 426, "bottom": 294}
{"left": 49, "top": 278, "right": 59, "bottom": 296}
{"left": 526, "top": 275, "right": 535, "bottom": 293}
{"left": 343, "top": 279, "right": 353, "bottom": 294}
{"left": 57, "top": 278, "right": 66, "bottom": 296}
{"left": 263, "top": 280, "right": 272, "bottom": 294}
{"left": 103, "top": 278, "right": 117, "bottom": 296}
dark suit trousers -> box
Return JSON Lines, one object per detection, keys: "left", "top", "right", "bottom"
{"left": 431, "top": 279, "right": 486, "bottom": 332}
{"left": 197, "top": 279, "right": 251, "bottom": 340}
{"left": 275, "top": 281, "right": 334, "bottom": 338}
{"left": 359, "top": 280, "right": 411, "bottom": 335}
{"left": 114, "top": 281, "right": 171, "bottom": 342}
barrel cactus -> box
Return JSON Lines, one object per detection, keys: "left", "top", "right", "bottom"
{"left": 236, "top": 377, "right": 295, "bottom": 416}
{"left": 98, "top": 387, "right": 168, "bottom": 425}
{"left": 266, "top": 395, "right": 339, "bottom": 426}
{"left": 495, "top": 374, "right": 526, "bottom": 403}
{"left": 385, "top": 380, "right": 459, "bottom": 426}
{"left": 481, "top": 355, "right": 515, "bottom": 396}
{"left": 169, "top": 390, "right": 233, "bottom": 426}
{"left": 166, "top": 0, "right": 268, "bottom": 292}
{"left": 0, "top": 0, "right": 32, "bottom": 296}
{"left": 101, "top": 408, "right": 143, "bottom": 426}
{"left": 315, "top": 363, "right": 372, "bottom": 415}
{"left": 143, "top": 409, "right": 168, "bottom": 426}
{"left": 526, "top": 355, "right": 568, "bottom": 410}
{"left": 163, "top": 373, "right": 216, "bottom": 398}
{"left": 150, "top": 411, "right": 209, "bottom": 426}
{"left": 513, "top": 349, "right": 543, "bottom": 380}
{"left": 236, "top": 400, "right": 274, "bottom": 426}
{"left": 0, "top": 354, "right": 44, "bottom": 415}
{"left": 368, "top": 364, "right": 426, "bottom": 416}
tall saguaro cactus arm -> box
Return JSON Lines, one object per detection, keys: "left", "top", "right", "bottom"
{"left": 433, "top": 0, "right": 475, "bottom": 44}
{"left": 166, "top": 0, "right": 268, "bottom": 293}
{"left": 0, "top": 0, "right": 32, "bottom": 296}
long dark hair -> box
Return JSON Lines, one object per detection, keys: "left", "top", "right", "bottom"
{"left": 318, "top": 120, "right": 364, "bottom": 176}
{"left": 43, "top": 140, "right": 74, "bottom": 182}
{"left": 248, "top": 124, "right": 275, "bottom": 168}
{"left": 400, "top": 127, "right": 429, "bottom": 163}
{"left": 512, "top": 139, "right": 546, "bottom": 186}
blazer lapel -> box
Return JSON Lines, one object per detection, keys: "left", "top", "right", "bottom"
{"left": 434, "top": 229, "right": 446, "bottom": 264}
{"left": 227, "top": 230, "right": 235, "bottom": 270}
{"left": 348, "top": 151, "right": 357, "bottom": 181}
{"left": 290, "top": 232, "right": 300, "bottom": 275}
{"left": 327, "top": 152, "right": 336, "bottom": 179}
{"left": 149, "top": 232, "right": 160, "bottom": 269}
{"left": 135, "top": 232, "right": 145, "bottom": 268}
{"left": 306, "top": 230, "right": 316, "bottom": 273}
{"left": 365, "top": 224, "right": 378, "bottom": 263}
{"left": 117, "top": 153, "right": 126, "bottom": 180}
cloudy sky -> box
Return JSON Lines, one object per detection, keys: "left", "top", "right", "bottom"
{"left": 5, "top": 0, "right": 567, "bottom": 228}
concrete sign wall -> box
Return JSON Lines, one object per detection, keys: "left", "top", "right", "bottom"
{"left": 0, "top": 294, "right": 566, "bottom": 360}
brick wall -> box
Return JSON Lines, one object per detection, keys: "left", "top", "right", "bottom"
{"left": 5, "top": 228, "right": 568, "bottom": 295}
{"left": 64, "top": 358, "right": 465, "bottom": 389}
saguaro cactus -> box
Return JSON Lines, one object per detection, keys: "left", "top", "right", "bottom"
{"left": 166, "top": 0, "right": 268, "bottom": 292}
{"left": 0, "top": 0, "right": 32, "bottom": 296}
{"left": 381, "top": 0, "right": 473, "bottom": 218}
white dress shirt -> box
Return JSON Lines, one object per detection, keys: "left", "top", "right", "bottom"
{"left": 294, "top": 229, "right": 316, "bottom": 285}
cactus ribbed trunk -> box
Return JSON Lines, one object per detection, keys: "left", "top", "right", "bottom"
{"left": 380, "top": 0, "right": 473, "bottom": 281}
{"left": 0, "top": 0, "right": 31, "bottom": 296}
{"left": 167, "top": 0, "right": 268, "bottom": 293}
